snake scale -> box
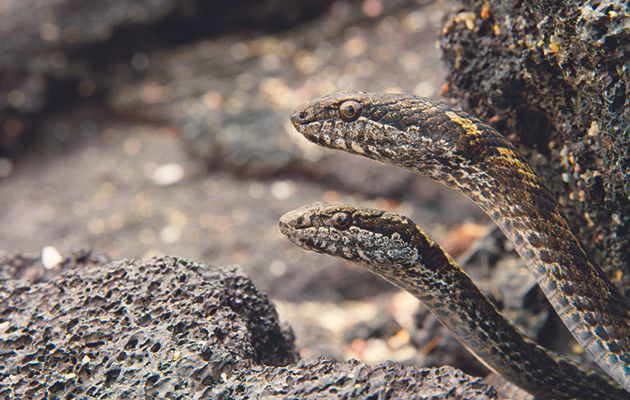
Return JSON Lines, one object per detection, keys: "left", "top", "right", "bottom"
{"left": 279, "top": 203, "right": 627, "bottom": 398}
{"left": 285, "top": 91, "right": 630, "bottom": 395}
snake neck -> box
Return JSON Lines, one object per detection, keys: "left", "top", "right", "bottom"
{"left": 424, "top": 159, "right": 630, "bottom": 390}
{"left": 355, "top": 138, "right": 630, "bottom": 388}
{"left": 359, "top": 248, "right": 627, "bottom": 399}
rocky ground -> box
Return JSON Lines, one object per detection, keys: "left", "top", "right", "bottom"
{"left": 1, "top": 0, "right": 495, "bottom": 360}
{"left": 1, "top": 253, "right": 505, "bottom": 399}
{"left": 2, "top": 0, "right": 617, "bottom": 398}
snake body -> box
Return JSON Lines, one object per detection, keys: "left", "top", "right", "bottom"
{"left": 279, "top": 203, "right": 627, "bottom": 399}
{"left": 289, "top": 91, "right": 630, "bottom": 391}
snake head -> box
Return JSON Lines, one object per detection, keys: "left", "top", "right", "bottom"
{"left": 279, "top": 202, "right": 420, "bottom": 266}
{"left": 290, "top": 90, "right": 469, "bottom": 174}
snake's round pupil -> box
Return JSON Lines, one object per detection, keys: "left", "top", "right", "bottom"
{"left": 331, "top": 212, "right": 352, "bottom": 229}
{"left": 339, "top": 100, "right": 362, "bottom": 121}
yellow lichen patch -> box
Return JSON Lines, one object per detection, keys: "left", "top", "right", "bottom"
{"left": 445, "top": 111, "right": 483, "bottom": 137}
{"left": 454, "top": 12, "right": 477, "bottom": 31}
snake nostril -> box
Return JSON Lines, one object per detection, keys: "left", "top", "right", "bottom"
{"left": 299, "top": 111, "right": 308, "bottom": 120}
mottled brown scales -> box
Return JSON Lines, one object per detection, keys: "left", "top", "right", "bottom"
{"left": 279, "top": 203, "right": 627, "bottom": 399}
{"left": 289, "top": 90, "right": 630, "bottom": 393}
{"left": 488, "top": 154, "right": 541, "bottom": 190}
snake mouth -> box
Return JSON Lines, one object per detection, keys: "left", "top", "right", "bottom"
{"left": 278, "top": 215, "right": 317, "bottom": 252}
{"left": 289, "top": 109, "right": 322, "bottom": 146}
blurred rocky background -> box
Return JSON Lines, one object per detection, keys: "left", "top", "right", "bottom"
{"left": 1, "top": 0, "right": 626, "bottom": 398}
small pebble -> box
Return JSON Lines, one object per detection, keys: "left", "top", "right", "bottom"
{"left": 41, "top": 246, "right": 63, "bottom": 269}
{"left": 150, "top": 163, "right": 184, "bottom": 186}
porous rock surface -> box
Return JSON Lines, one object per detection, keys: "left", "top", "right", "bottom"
{"left": 0, "top": 254, "right": 496, "bottom": 399}
{"left": 440, "top": 0, "right": 629, "bottom": 294}
{"left": 210, "top": 357, "right": 497, "bottom": 399}
{"left": 0, "top": 256, "right": 297, "bottom": 398}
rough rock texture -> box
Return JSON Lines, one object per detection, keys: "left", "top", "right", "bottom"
{"left": 0, "top": 254, "right": 499, "bottom": 398}
{"left": 440, "top": 0, "right": 629, "bottom": 295}
{"left": 210, "top": 357, "right": 497, "bottom": 399}
{"left": 0, "top": 256, "right": 297, "bottom": 398}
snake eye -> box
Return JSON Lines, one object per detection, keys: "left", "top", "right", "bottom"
{"left": 338, "top": 100, "right": 362, "bottom": 122}
{"left": 330, "top": 212, "right": 352, "bottom": 229}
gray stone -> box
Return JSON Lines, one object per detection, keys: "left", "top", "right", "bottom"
{"left": 0, "top": 254, "right": 497, "bottom": 398}
{"left": 0, "top": 256, "right": 297, "bottom": 398}
{"left": 209, "top": 357, "right": 497, "bottom": 399}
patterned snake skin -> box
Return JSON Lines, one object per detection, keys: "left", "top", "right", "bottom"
{"left": 289, "top": 91, "right": 630, "bottom": 392}
{"left": 279, "top": 203, "right": 627, "bottom": 399}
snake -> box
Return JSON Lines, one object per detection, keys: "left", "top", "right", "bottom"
{"left": 286, "top": 91, "right": 630, "bottom": 392}
{"left": 279, "top": 202, "right": 628, "bottom": 399}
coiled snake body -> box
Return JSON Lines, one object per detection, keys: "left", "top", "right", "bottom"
{"left": 287, "top": 91, "right": 630, "bottom": 394}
